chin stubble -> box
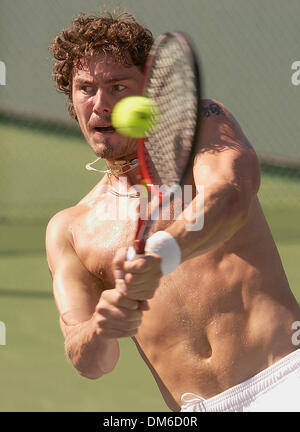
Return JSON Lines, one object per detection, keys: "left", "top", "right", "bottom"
{"left": 93, "top": 136, "right": 137, "bottom": 160}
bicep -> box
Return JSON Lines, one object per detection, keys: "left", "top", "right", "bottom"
{"left": 46, "top": 211, "right": 103, "bottom": 326}
{"left": 53, "top": 250, "right": 102, "bottom": 325}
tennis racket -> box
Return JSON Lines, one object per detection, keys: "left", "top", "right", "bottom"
{"left": 129, "top": 31, "right": 202, "bottom": 258}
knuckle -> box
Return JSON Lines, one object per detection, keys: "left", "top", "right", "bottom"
{"left": 124, "top": 273, "right": 135, "bottom": 284}
{"left": 95, "top": 327, "right": 102, "bottom": 336}
{"left": 96, "top": 298, "right": 112, "bottom": 314}
{"left": 127, "top": 259, "right": 145, "bottom": 272}
{"left": 118, "top": 309, "right": 129, "bottom": 320}
{"left": 95, "top": 326, "right": 107, "bottom": 337}
{"left": 98, "top": 291, "right": 110, "bottom": 304}
{"left": 115, "top": 279, "right": 128, "bottom": 295}
{"left": 95, "top": 303, "right": 105, "bottom": 314}
{"left": 94, "top": 314, "right": 106, "bottom": 326}
{"left": 138, "top": 258, "right": 149, "bottom": 271}
{"left": 114, "top": 290, "right": 124, "bottom": 303}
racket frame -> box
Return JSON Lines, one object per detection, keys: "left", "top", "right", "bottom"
{"left": 134, "top": 31, "right": 202, "bottom": 254}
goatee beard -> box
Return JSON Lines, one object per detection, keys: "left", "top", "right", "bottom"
{"left": 93, "top": 138, "right": 136, "bottom": 161}
{"left": 93, "top": 139, "right": 114, "bottom": 159}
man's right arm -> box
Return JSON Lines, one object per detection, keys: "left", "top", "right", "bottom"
{"left": 46, "top": 208, "right": 142, "bottom": 379}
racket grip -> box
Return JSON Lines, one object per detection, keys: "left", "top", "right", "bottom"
{"left": 126, "top": 239, "right": 146, "bottom": 261}
{"left": 134, "top": 239, "right": 146, "bottom": 255}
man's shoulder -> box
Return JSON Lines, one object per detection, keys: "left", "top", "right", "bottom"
{"left": 47, "top": 206, "right": 79, "bottom": 230}
{"left": 46, "top": 205, "right": 85, "bottom": 249}
{"left": 200, "top": 99, "right": 242, "bottom": 134}
{"left": 199, "top": 98, "right": 255, "bottom": 152}
{"left": 195, "top": 98, "right": 260, "bottom": 193}
{"left": 45, "top": 205, "right": 88, "bottom": 275}
{"left": 46, "top": 178, "right": 108, "bottom": 240}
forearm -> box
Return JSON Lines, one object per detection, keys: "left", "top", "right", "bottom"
{"left": 62, "top": 315, "right": 120, "bottom": 379}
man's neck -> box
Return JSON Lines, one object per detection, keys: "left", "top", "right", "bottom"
{"left": 105, "top": 157, "right": 139, "bottom": 176}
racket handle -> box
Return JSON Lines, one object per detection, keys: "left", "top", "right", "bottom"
{"left": 126, "top": 239, "right": 146, "bottom": 261}
{"left": 133, "top": 239, "right": 146, "bottom": 255}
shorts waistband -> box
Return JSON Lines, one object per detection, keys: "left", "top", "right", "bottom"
{"left": 181, "top": 349, "right": 300, "bottom": 412}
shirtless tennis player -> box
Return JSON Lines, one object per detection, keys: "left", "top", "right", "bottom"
{"left": 46, "top": 11, "right": 300, "bottom": 412}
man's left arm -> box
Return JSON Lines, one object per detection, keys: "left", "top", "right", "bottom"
{"left": 120, "top": 101, "right": 261, "bottom": 299}
{"left": 166, "top": 100, "right": 261, "bottom": 262}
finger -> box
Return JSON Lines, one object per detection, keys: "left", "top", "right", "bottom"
{"left": 114, "top": 277, "right": 128, "bottom": 295}
{"left": 126, "top": 290, "right": 156, "bottom": 301}
{"left": 114, "top": 276, "right": 156, "bottom": 301}
{"left": 124, "top": 278, "right": 160, "bottom": 294}
{"left": 124, "top": 270, "right": 161, "bottom": 286}
{"left": 98, "top": 317, "right": 141, "bottom": 332}
{"left": 113, "top": 246, "right": 128, "bottom": 280}
{"left": 124, "top": 253, "right": 161, "bottom": 274}
{"left": 97, "top": 305, "right": 142, "bottom": 322}
{"left": 95, "top": 315, "right": 141, "bottom": 333}
{"left": 113, "top": 290, "right": 150, "bottom": 312}
{"left": 100, "top": 289, "right": 140, "bottom": 310}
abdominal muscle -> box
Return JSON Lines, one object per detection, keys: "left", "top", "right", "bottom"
{"left": 131, "top": 199, "right": 300, "bottom": 411}
{"left": 132, "top": 255, "right": 253, "bottom": 411}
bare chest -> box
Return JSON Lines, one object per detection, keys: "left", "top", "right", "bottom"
{"left": 71, "top": 194, "right": 140, "bottom": 286}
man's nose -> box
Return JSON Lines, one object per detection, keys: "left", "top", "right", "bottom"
{"left": 93, "top": 89, "right": 111, "bottom": 115}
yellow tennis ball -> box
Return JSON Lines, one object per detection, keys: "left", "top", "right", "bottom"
{"left": 112, "top": 96, "right": 159, "bottom": 138}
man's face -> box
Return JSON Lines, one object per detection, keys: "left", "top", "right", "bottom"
{"left": 72, "top": 55, "right": 144, "bottom": 161}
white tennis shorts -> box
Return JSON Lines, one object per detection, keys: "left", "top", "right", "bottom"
{"left": 180, "top": 349, "right": 300, "bottom": 412}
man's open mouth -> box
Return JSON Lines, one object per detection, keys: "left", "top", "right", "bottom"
{"left": 94, "top": 126, "right": 115, "bottom": 133}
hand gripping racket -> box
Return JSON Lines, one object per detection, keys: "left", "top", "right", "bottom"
{"left": 128, "top": 31, "right": 202, "bottom": 259}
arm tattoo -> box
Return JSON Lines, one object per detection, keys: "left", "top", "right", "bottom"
{"left": 201, "top": 102, "right": 225, "bottom": 117}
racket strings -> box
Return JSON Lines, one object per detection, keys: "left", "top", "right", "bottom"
{"left": 144, "top": 37, "right": 198, "bottom": 189}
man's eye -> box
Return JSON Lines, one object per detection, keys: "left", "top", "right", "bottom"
{"left": 113, "top": 84, "right": 126, "bottom": 92}
{"left": 81, "top": 85, "right": 94, "bottom": 94}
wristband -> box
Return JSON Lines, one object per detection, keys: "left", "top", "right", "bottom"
{"left": 145, "top": 231, "right": 181, "bottom": 275}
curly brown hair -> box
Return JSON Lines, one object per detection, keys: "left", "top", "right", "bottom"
{"left": 49, "top": 11, "right": 154, "bottom": 119}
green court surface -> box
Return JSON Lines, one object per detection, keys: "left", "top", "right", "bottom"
{"left": 0, "top": 123, "right": 299, "bottom": 411}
